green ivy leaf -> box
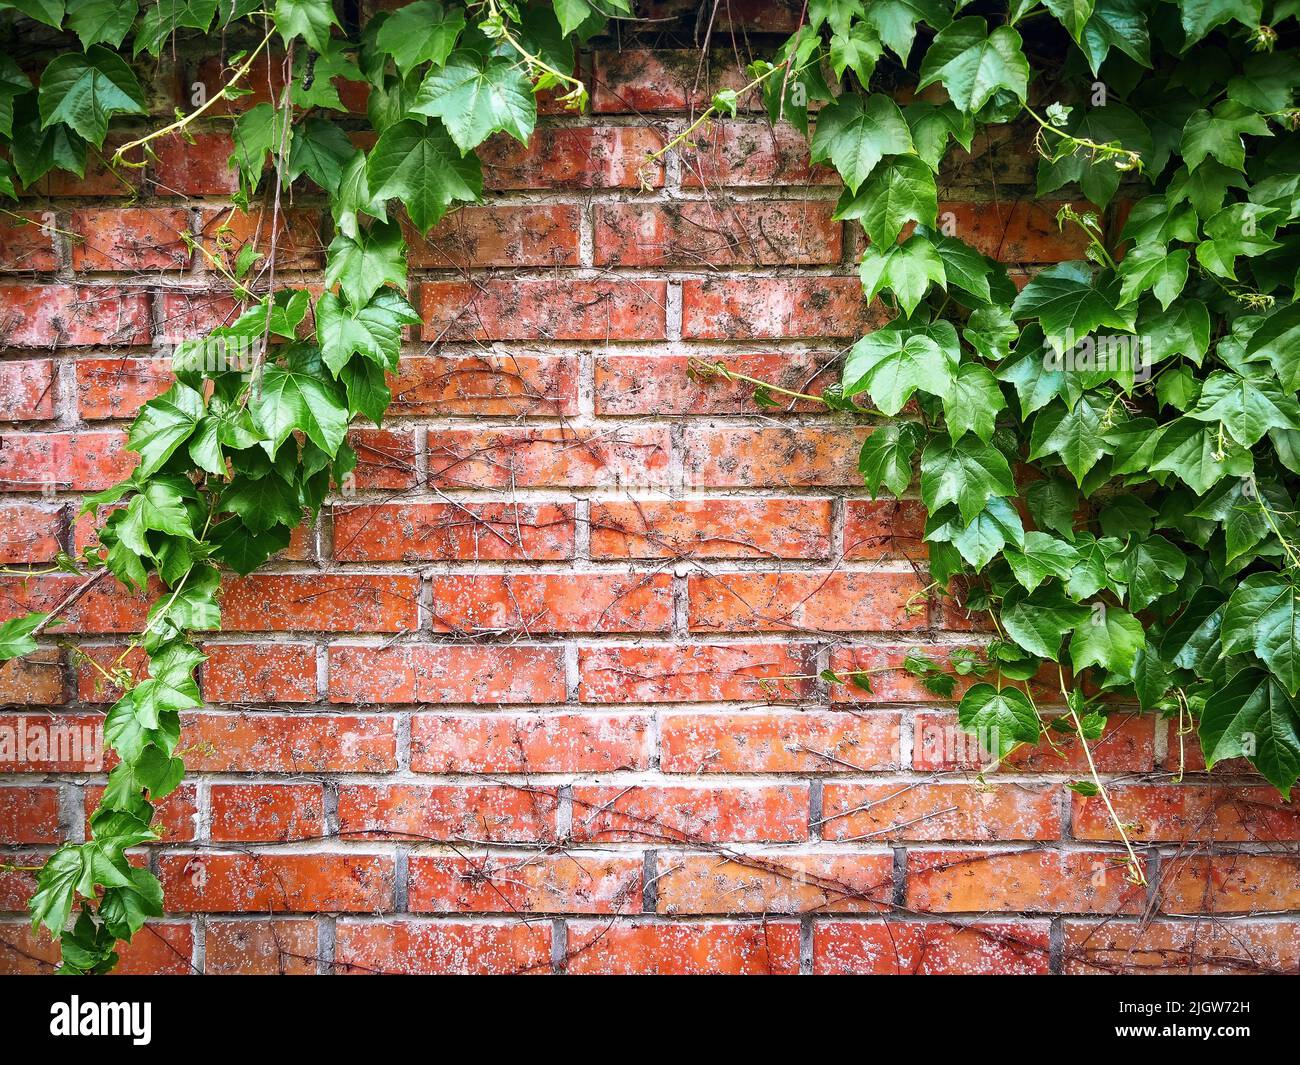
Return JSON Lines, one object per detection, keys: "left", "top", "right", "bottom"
{"left": 37, "top": 45, "right": 146, "bottom": 147}
{"left": 809, "top": 92, "right": 913, "bottom": 193}
{"left": 1010, "top": 262, "right": 1133, "bottom": 353}
{"left": 1199, "top": 668, "right": 1300, "bottom": 797}
{"left": 1116, "top": 246, "right": 1188, "bottom": 309}
{"left": 942, "top": 363, "right": 1005, "bottom": 442}
{"left": 916, "top": 18, "right": 1030, "bottom": 113}
{"left": 920, "top": 435, "right": 1016, "bottom": 524}
{"left": 1002, "top": 585, "right": 1091, "bottom": 661}
{"left": 957, "top": 682, "right": 1041, "bottom": 758}
{"left": 0, "top": 611, "right": 49, "bottom": 660}
{"left": 858, "top": 421, "right": 925, "bottom": 497}
{"left": 1070, "top": 604, "right": 1145, "bottom": 674}
{"left": 1078, "top": 0, "right": 1150, "bottom": 75}
{"left": 274, "top": 0, "right": 339, "bottom": 52}
{"left": 865, "top": 0, "right": 951, "bottom": 64}
{"left": 1187, "top": 371, "right": 1300, "bottom": 448}
{"left": 66, "top": 0, "right": 136, "bottom": 48}
{"left": 366, "top": 118, "right": 482, "bottom": 233}
{"left": 1028, "top": 393, "right": 1111, "bottom": 486}
{"left": 413, "top": 49, "right": 537, "bottom": 153}
{"left": 374, "top": 0, "right": 465, "bottom": 75}
{"left": 1004, "top": 531, "right": 1079, "bottom": 592}
{"left": 128, "top": 382, "right": 206, "bottom": 479}
{"left": 1178, "top": 0, "right": 1262, "bottom": 47}
{"left": 858, "top": 233, "right": 946, "bottom": 318}
{"left": 839, "top": 154, "right": 937, "bottom": 248}
{"left": 253, "top": 361, "right": 350, "bottom": 458}
{"left": 317, "top": 288, "right": 421, "bottom": 375}
{"left": 842, "top": 328, "right": 953, "bottom": 414}
{"left": 1223, "top": 573, "right": 1300, "bottom": 695}
{"left": 324, "top": 218, "right": 408, "bottom": 308}
{"left": 133, "top": 0, "right": 216, "bottom": 55}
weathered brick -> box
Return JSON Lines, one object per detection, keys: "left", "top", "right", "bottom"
{"left": 336, "top": 784, "right": 559, "bottom": 843}
{"left": 844, "top": 499, "right": 928, "bottom": 559}
{"left": 822, "top": 782, "right": 1062, "bottom": 841}
{"left": 0, "top": 651, "right": 65, "bottom": 706}
{"left": 830, "top": 644, "right": 1059, "bottom": 705}
{"left": 70, "top": 208, "right": 192, "bottom": 271}
{"left": 571, "top": 784, "right": 809, "bottom": 843}
{"left": 681, "top": 120, "right": 838, "bottom": 187}
{"left": 933, "top": 200, "right": 1091, "bottom": 262}
{"left": 333, "top": 502, "right": 574, "bottom": 561}
{"left": 390, "top": 353, "right": 578, "bottom": 416}
{"left": 209, "top": 783, "right": 325, "bottom": 843}
{"left": 814, "top": 920, "right": 1052, "bottom": 974}
{"left": 590, "top": 498, "right": 832, "bottom": 559}
{"left": 578, "top": 642, "right": 816, "bottom": 704}
{"left": 84, "top": 783, "right": 197, "bottom": 842}
{"left": 200, "top": 642, "right": 318, "bottom": 704}
{"left": 593, "top": 49, "right": 754, "bottom": 113}
{"left": 218, "top": 574, "right": 420, "bottom": 632}
{"left": 1072, "top": 784, "right": 1300, "bottom": 843}
{"left": 428, "top": 426, "right": 672, "bottom": 489}
{"left": 428, "top": 573, "right": 673, "bottom": 634}
{"left": 565, "top": 920, "right": 800, "bottom": 975}
{"left": 406, "top": 204, "right": 580, "bottom": 268}
{"left": 0, "top": 785, "right": 60, "bottom": 844}
{"left": 907, "top": 849, "right": 1148, "bottom": 914}
{"left": 593, "top": 352, "right": 835, "bottom": 415}
{"left": 349, "top": 427, "right": 419, "bottom": 490}
{"left": 1157, "top": 854, "right": 1300, "bottom": 913}
{"left": 149, "top": 131, "right": 240, "bottom": 196}
{"left": 179, "top": 712, "right": 398, "bottom": 773}
{"left": 660, "top": 710, "right": 902, "bottom": 773}
{"left": 196, "top": 206, "right": 324, "bottom": 271}
{"left": 0, "top": 360, "right": 56, "bottom": 420}
{"left": 680, "top": 426, "right": 871, "bottom": 487}
{"left": 409, "top": 855, "right": 642, "bottom": 914}
{"left": 0, "top": 430, "right": 133, "bottom": 492}
{"left": 0, "top": 502, "right": 62, "bottom": 563}
{"left": 330, "top": 644, "right": 567, "bottom": 705}
{"left": 420, "top": 279, "right": 667, "bottom": 341}
{"left": 74, "top": 357, "right": 174, "bottom": 419}
{"left": 681, "top": 278, "right": 886, "bottom": 339}
{"left": 0, "top": 212, "right": 58, "bottom": 271}
{"left": 687, "top": 571, "right": 931, "bottom": 632}
{"left": 655, "top": 852, "right": 893, "bottom": 914}
{"left": 335, "top": 920, "right": 551, "bottom": 975}
{"left": 204, "top": 919, "right": 318, "bottom": 975}
{"left": 478, "top": 125, "right": 665, "bottom": 189}
{"left": 159, "top": 853, "right": 394, "bottom": 913}
{"left": 913, "top": 710, "right": 1157, "bottom": 773}
{"left": 1063, "top": 918, "right": 1300, "bottom": 975}
{"left": 0, "top": 922, "right": 191, "bottom": 975}
{"left": 594, "top": 200, "right": 841, "bottom": 266}
{"left": 410, "top": 713, "right": 651, "bottom": 773}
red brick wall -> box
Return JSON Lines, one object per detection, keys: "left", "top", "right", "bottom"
{"left": 1, "top": 24, "right": 1298, "bottom": 975}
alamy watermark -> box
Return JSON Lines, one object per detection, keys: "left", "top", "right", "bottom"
{"left": 0, "top": 717, "right": 103, "bottom": 770}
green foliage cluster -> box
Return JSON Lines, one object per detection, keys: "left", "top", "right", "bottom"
{"left": 0, "top": 0, "right": 615, "bottom": 973}
{"left": 737, "top": 0, "right": 1300, "bottom": 808}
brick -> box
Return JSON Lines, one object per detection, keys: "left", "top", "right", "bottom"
{"left": 579, "top": 642, "right": 816, "bottom": 704}
{"left": 0, "top": 717, "right": 102, "bottom": 775}
{"left": 565, "top": 920, "right": 800, "bottom": 975}
{"left": 209, "top": 783, "right": 325, "bottom": 843}
{"left": 149, "top": 131, "right": 240, "bottom": 196}
{"left": 913, "top": 710, "right": 1157, "bottom": 773}
{"left": 933, "top": 200, "right": 1091, "bottom": 262}
{"left": 593, "top": 200, "right": 841, "bottom": 266}
{"left": 0, "top": 785, "right": 60, "bottom": 844}
{"left": 641, "top": 0, "right": 806, "bottom": 35}
{"left": 335, "top": 920, "right": 551, "bottom": 975}
{"left": 349, "top": 427, "right": 419, "bottom": 489}
{"left": 405, "top": 204, "right": 581, "bottom": 268}
{"left": 844, "top": 499, "right": 928, "bottom": 559}
{"left": 0, "top": 651, "right": 64, "bottom": 705}
{"left": 204, "top": 919, "right": 318, "bottom": 975}
{"left": 823, "top": 782, "right": 1062, "bottom": 842}
{"left": 0, "top": 502, "right": 62, "bottom": 563}
{"left": 390, "top": 353, "right": 578, "bottom": 416}
{"left": 593, "top": 49, "right": 754, "bottom": 113}
{"left": 200, "top": 642, "right": 318, "bottom": 704}
{"left": 84, "top": 784, "right": 197, "bottom": 842}
{"left": 906, "top": 849, "right": 1148, "bottom": 914}
{"left": 218, "top": 574, "right": 420, "bottom": 632}
{"left": 409, "top": 855, "right": 642, "bottom": 914}
{"left": 0, "top": 851, "right": 37, "bottom": 911}
{"left": 830, "top": 644, "right": 1059, "bottom": 705}
{"left": 814, "top": 920, "right": 1052, "bottom": 975}
{"left": 682, "top": 119, "right": 838, "bottom": 187}
{"left": 680, "top": 426, "right": 871, "bottom": 487}
{"left": 333, "top": 502, "right": 574, "bottom": 561}
{"left": 0, "top": 573, "right": 149, "bottom": 632}
{"left": 336, "top": 784, "right": 559, "bottom": 843}
{"left": 0, "top": 285, "right": 151, "bottom": 346}
{"left": 590, "top": 498, "right": 832, "bottom": 559}
{"left": 179, "top": 712, "right": 398, "bottom": 773}
{"left": 1072, "top": 784, "right": 1300, "bottom": 843}
{"left": 330, "top": 644, "right": 567, "bottom": 706}
{"left": 681, "top": 277, "right": 887, "bottom": 339}
{"left": 1063, "top": 919, "right": 1300, "bottom": 975}
{"left": 593, "top": 352, "right": 835, "bottom": 415}
{"left": 74, "top": 357, "right": 174, "bottom": 419}
{"left": 478, "top": 125, "right": 665, "bottom": 188}
{"left": 420, "top": 279, "right": 667, "bottom": 341}
{"left": 687, "top": 571, "right": 931, "bottom": 632}
{"left": 0, "top": 430, "right": 133, "bottom": 492}
{"left": 0, "top": 922, "right": 191, "bottom": 975}
{"left": 0, "top": 360, "right": 56, "bottom": 420}
{"left": 655, "top": 852, "right": 893, "bottom": 914}
{"left": 429, "top": 573, "right": 673, "bottom": 635}
{"left": 0, "top": 212, "right": 58, "bottom": 271}
{"left": 70, "top": 208, "right": 192, "bottom": 271}
{"left": 411, "top": 712, "right": 650, "bottom": 773}
{"left": 428, "top": 426, "right": 672, "bottom": 489}
{"left": 159, "top": 853, "right": 394, "bottom": 913}
{"left": 197, "top": 206, "right": 324, "bottom": 271}
{"left": 660, "top": 710, "right": 902, "bottom": 773}
{"left": 1158, "top": 854, "right": 1300, "bottom": 913}
{"left": 571, "top": 784, "right": 809, "bottom": 843}
{"left": 155, "top": 289, "right": 243, "bottom": 337}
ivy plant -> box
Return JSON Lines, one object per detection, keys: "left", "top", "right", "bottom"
{"left": 0, "top": 0, "right": 615, "bottom": 973}
{"left": 688, "top": 0, "right": 1300, "bottom": 881}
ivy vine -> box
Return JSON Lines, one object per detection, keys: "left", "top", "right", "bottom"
{"left": 0, "top": 0, "right": 619, "bottom": 973}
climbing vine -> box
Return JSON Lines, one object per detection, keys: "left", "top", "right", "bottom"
{"left": 705, "top": 0, "right": 1299, "bottom": 884}
{"left": 0, "top": 0, "right": 618, "bottom": 973}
